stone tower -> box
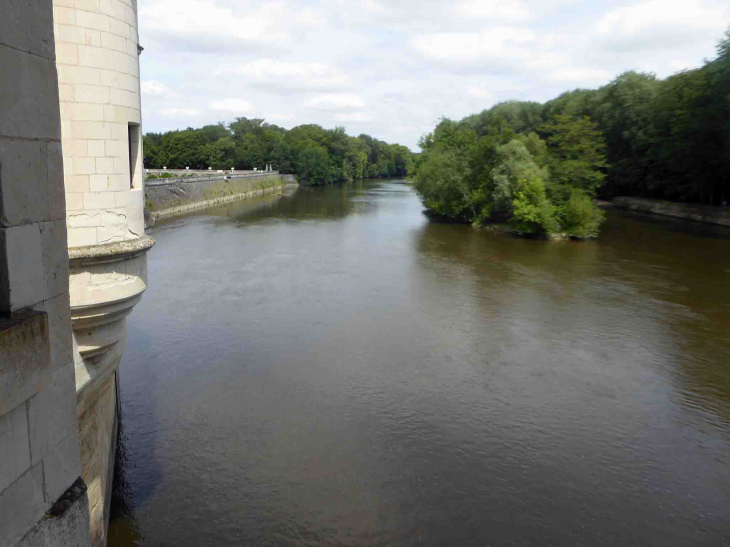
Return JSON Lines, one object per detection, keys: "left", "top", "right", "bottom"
{"left": 52, "top": 0, "right": 152, "bottom": 544}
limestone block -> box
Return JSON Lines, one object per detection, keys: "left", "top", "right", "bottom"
{"left": 0, "top": 402, "right": 31, "bottom": 493}
{"left": 67, "top": 210, "right": 101, "bottom": 228}
{"left": 84, "top": 192, "right": 115, "bottom": 210}
{"left": 87, "top": 141, "right": 106, "bottom": 158}
{"left": 109, "top": 87, "right": 134, "bottom": 108}
{"left": 64, "top": 139, "right": 88, "bottom": 158}
{"left": 126, "top": 39, "right": 137, "bottom": 57}
{"left": 67, "top": 227, "right": 97, "bottom": 248}
{"left": 108, "top": 18, "right": 130, "bottom": 40}
{"left": 0, "top": 48, "right": 61, "bottom": 140}
{"left": 101, "top": 208, "right": 127, "bottom": 226}
{"left": 0, "top": 224, "right": 44, "bottom": 312}
{"left": 75, "top": 11, "right": 110, "bottom": 33}
{"left": 89, "top": 175, "right": 108, "bottom": 192}
{"left": 57, "top": 65, "right": 101, "bottom": 86}
{"left": 113, "top": 157, "right": 128, "bottom": 176}
{"left": 57, "top": 24, "right": 86, "bottom": 45}
{"left": 0, "top": 463, "right": 49, "bottom": 547}
{"left": 56, "top": 42, "right": 79, "bottom": 65}
{"left": 85, "top": 29, "right": 102, "bottom": 47}
{"left": 59, "top": 83, "right": 75, "bottom": 101}
{"left": 65, "top": 175, "right": 90, "bottom": 194}
{"left": 96, "top": 157, "right": 115, "bottom": 175}
{"left": 32, "top": 293, "right": 74, "bottom": 371}
{"left": 127, "top": 188, "right": 145, "bottom": 237}
{"left": 74, "top": 84, "right": 109, "bottom": 104}
{"left": 0, "top": 313, "right": 51, "bottom": 416}
{"left": 73, "top": 103, "right": 106, "bottom": 122}
{"left": 43, "top": 433, "right": 83, "bottom": 502}
{"left": 0, "top": 139, "right": 50, "bottom": 226}
{"left": 73, "top": 157, "right": 96, "bottom": 176}
{"left": 78, "top": 45, "right": 115, "bottom": 69}
{"left": 47, "top": 142, "right": 67, "bottom": 221}
{"left": 40, "top": 220, "right": 70, "bottom": 300}
{"left": 71, "top": 121, "right": 112, "bottom": 140}
{"left": 96, "top": 224, "right": 126, "bottom": 243}
{"left": 53, "top": 6, "right": 77, "bottom": 26}
{"left": 0, "top": 0, "right": 55, "bottom": 59}
{"left": 66, "top": 193, "right": 85, "bottom": 211}
{"left": 114, "top": 190, "right": 130, "bottom": 208}
{"left": 103, "top": 138, "right": 125, "bottom": 157}
{"left": 113, "top": 51, "right": 136, "bottom": 76}
{"left": 27, "top": 363, "right": 78, "bottom": 466}
{"left": 75, "top": 0, "right": 102, "bottom": 11}
{"left": 108, "top": 174, "right": 128, "bottom": 192}
{"left": 110, "top": 122, "right": 127, "bottom": 141}
{"left": 100, "top": 31, "right": 127, "bottom": 53}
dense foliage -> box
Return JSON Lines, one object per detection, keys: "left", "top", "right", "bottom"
{"left": 412, "top": 27, "right": 730, "bottom": 236}
{"left": 144, "top": 119, "right": 413, "bottom": 185}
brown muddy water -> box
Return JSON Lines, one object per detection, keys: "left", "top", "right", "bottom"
{"left": 109, "top": 181, "right": 730, "bottom": 547}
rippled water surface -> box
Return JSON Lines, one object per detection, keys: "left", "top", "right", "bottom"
{"left": 109, "top": 181, "right": 730, "bottom": 547}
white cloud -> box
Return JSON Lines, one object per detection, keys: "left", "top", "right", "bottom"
{"left": 409, "top": 27, "right": 535, "bottom": 63}
{"left": 453, "top": 0, "right": 532, "bottom": 21}
{"left": 221, "top": 59, "right": 352, "bottom": 90}
{"left": 161, "top": 108, "right": 201, "bottom": 117}
{"left": 209, "top": 98, "right": 256, "bottom": 114}
{"left": 266, "top": 113, "right": 296, "bottom": 123}
{"left": 305, "top": 93, "right": 366, "bottom": 110}
{"left": 465, "top": 85, "right": 492, "bottom": 99}
{"left": 596, "top": 0, "right": 729, "bottom": 44}
{"left": 334, "top": 112, "right": 372, "bottom": 122}
{"left": 141, "top": 80, "right": 171, "bottom": 96}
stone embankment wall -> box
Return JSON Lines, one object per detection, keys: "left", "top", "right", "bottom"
{"left": 612, "top": 197, "right": 730, "bottom": 227}
{"left": 145, "top": 173, "right": 298, "bottom": 221}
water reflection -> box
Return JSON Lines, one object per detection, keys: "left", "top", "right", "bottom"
{"left": 110, "top": 182, "right": 730, "bottom": 547}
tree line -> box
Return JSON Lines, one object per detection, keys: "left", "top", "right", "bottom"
{"left": 143, "top": 118, "right": 413, "bottom": 185}
{"left": 411, "top": 27, "right": 730, "bottom": 237}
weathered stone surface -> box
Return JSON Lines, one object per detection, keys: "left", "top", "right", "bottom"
{"left": 612, "top": 197, "right": 730, "bottom": 227}
{"left": 0, "top": 464, "right": 49, "bottom": 547}
{"left": 17, "top": 478, "right": 91, "bottom": 547}
{"left": 0, "top": 140, "right": 50, "bottom": 227}
{"left": 0, "top": 313, "right": 51, "bottom": 417}
{"left": 145, "top": 174, "right": 298, "bottom": 219}
{"left": 28, "top": 363, "right": 79, "bottom": 466}
{"left": 0, "top": 224, "right": 45, "bottom": 312}
{"left": 0, "top": 47, "right": 61, "bottom": 141}
{"left": 0, "top": 0, "right": 56, "bottom": 60}
{"left": 0, "top": 402, "right": 31, "bottom": 494}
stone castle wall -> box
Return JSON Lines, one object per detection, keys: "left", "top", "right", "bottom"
{"left": 0, "top": 1, "right": 91, "bottom": 545}
{"left": 53, "top": 0, "right": 152, "bottom": 545}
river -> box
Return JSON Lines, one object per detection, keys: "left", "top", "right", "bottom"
{"left": 108, "top": 180, "right": 730, "bottom": 546}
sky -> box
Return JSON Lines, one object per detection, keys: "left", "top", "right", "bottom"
{"left": 138, "top": 0, "right": 730, "bottom": 150}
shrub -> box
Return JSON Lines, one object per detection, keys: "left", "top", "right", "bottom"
{"left": 510, "top": 178, "right": 559, "bottom": 235}
{"left": 560, "top": 190, "right": 605, "bottom": 238}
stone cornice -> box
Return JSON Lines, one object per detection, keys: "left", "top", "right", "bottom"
{"left": 68, "top": 235, "right": 155, "bottom": 266}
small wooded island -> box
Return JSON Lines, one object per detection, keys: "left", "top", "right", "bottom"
{"left": 411, "top": 27, "right": 730, "bottom": 239}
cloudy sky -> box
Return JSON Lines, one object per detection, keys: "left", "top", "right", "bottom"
{"left": 138, "top": 0, "right": 730, "bottom": 150}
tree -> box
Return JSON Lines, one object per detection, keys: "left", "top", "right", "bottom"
{"left": 539, "top": 115, "right": 607, "bottom": 196}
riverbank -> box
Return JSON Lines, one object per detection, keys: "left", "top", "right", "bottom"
{"left": 612, "top": 197, "right": 730, "bottom": 227}
{"left": 144, "top": 173, "right": 298, "bottom": 223}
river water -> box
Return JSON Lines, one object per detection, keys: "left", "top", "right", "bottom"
{"left": 108, "top": 181, "right": 730, "bottom": 547}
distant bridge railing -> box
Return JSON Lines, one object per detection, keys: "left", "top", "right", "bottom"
{"left": 145, "top": 169, "right": 280, "bottom": 187}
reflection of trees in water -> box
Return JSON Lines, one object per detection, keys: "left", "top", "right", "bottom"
{"left": 107, "top": 409, "right": 144, "bottom": 546}
{"left": 413, "top": 209, "right": 730, "bottom": 427}
{"left": 209, "top": 183, "right": 379, "bottom": 226}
